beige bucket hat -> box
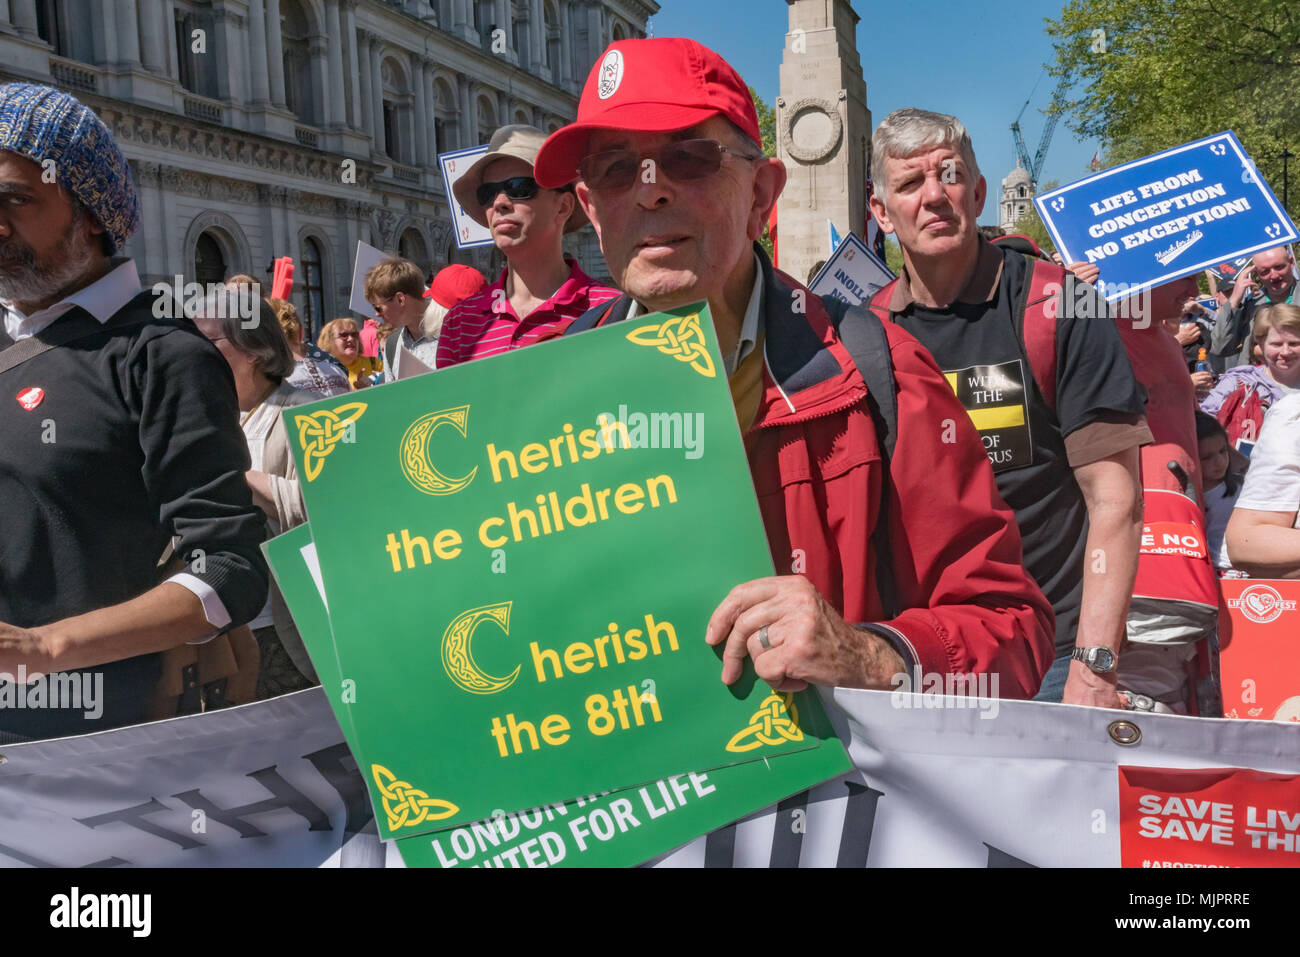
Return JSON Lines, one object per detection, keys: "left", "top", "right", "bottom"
{"left": 451, "top": 124, "right": 588, "bottom": 233}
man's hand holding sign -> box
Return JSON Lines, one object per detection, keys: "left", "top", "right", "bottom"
{"left": 708, "top": 577, "right": 904, "bottom": 691}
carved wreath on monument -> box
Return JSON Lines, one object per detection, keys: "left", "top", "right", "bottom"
{"left": 778, "top": 93, "right": 845, "bottom": 164}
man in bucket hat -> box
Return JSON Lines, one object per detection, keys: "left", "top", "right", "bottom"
{"left": 0, "top": 83, "right": 268, "bottom": 739}
{"left": 536, "top": 40, "right": 1054, "bottom": 697}
{"left": 436, "top": 124, "right": 618, "bottom": 367}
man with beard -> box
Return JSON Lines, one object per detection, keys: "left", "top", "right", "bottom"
{"left": 0, "top": 83, "right": 268, "bottom": 740}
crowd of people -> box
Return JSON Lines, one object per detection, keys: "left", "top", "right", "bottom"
{"left": 0, "top": 35, "right": 1297, "bottom": 743}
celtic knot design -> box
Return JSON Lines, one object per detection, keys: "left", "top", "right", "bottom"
{"left": 399, "top": 406, "right": 477, "bottom": 496}
{"left": 442, "top": 602, "right": 518, "bottom": 694}
{"left": 294, "top": 402, "right": 367, "bottom": 482}
{"left": 725, "top": 693, "right": 805, "bottom": 753}
{"left": 626, "top": 313, "right": 717, "bottom": 378}
{"left": 371, "top": 763, "right": 459, "bottom": 832}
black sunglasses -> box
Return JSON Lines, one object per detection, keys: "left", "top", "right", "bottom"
{"left": 578, "top": 138, "right": 760, "bottom": 191}
{"left": 476, "top": 176, "right": 541, "bottom": 207}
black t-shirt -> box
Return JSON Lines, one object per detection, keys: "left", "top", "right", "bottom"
{"left": 889, "top": 246, "right": 1147, "bottom": 656}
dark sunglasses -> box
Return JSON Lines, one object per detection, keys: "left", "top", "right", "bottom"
{"left": 476, "top": 176, "right": 541, "bottom": 207}
{"left": 578, "top": 138, "right": 760, "bottom": 191}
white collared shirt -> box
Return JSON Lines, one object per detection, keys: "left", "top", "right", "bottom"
{"left": 1, "top": 258, "right": 142, "bottom": 340}
{"left": 0, "top": 259, "right": 231, "bottom": 637}
{"left": 625, "top": 252, "right": 765, "bottom": 376}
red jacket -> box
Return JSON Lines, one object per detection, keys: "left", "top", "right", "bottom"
{"left": 566, "top": 250, "right": 1056, "bottom": 698}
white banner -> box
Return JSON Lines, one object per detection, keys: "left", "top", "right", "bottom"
{"left": 655, "top": 689, "right": 1300, "bottom": 867}
{"left": 1, "top": 688, "right": 1296, "bottom": 867}
{"left": 0, "top": 690, "right": 399, "bottom": 868}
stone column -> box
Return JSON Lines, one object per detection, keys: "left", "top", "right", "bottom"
{"left": 139, "top": 0, "right": 168, "bottom": 73}
{"left": 424, "top": 66, "right": 438, "bottom": 164}
{"left": 370, "top": 36, "right": 386, "bottom": 154}
{"left": 558, "top": 0, "right": 573, "bottom": 86}
{"left": 116, "top": 0, "right": 142, "bottom": 68}
{"left": 531, "top": 0, "right": 544, "bottom": 70}
{"left": 343, "top": 1, "right": 361, "bottom": 128}
{"left": 93, "top": 1, "right": 119, "bottom": 67}
{"left": 245, "top": 0, "right": 270, "bottom": 104}
{"left": 454, "top": 0, "right": 470, "bottom": 28}
{"left": 0, "top": 1, "right": 11, "bottom": 32}
{"left": 9, "top": 0, "right": 35, "bottom": 38}
{"left": 495, "top": 0, "right": 508, "bottom": 52}
{"left": 458, "top": 76, "right": 476, "bottom": 145}
{"left": 266, "top": 0, "right": 286, "bottom": 106}
{"left": 357, "top": 30, "right": 374, "bottom": 143}
{"left": 324, "top": 0, "right": 346, "bottom": 127}
{"left": 411, "top": 53, "right": 429, "bottom": 166}
{"left": 308, "top": 35, "right": 329, "bottom": 122}
{"left": 213, "top": 9, "right": 243, "bottom": 101}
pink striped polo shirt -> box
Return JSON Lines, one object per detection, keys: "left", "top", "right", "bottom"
{"left": 435, "top": 261, "right": 619, "bottom": 368}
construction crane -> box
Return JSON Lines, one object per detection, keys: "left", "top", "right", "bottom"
{"left": 1011, "top": 72, "right": 1071, "bottom": 187}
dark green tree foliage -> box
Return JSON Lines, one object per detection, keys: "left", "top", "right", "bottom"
{"left": 1047, "top": 0, "right": 1300, "bottom": 222}
{"left": 752, "top": 87, "right": 777, "bottom": 260}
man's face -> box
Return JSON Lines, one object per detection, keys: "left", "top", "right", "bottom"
{"left": 370, "top": 291, "right": 422, "bottom": 329}
{"left": 0, "top": 150, "right": 106, "bottom": 305}
{"left": 869, "top": 145, "right": 986, "bottom": 261}
{"left": 574, "top": 117, "right": 783, "bottom": 312}
{"left": 480, "top": 156, "right": 570, "bottom": 256}
{"left": 1251, "top": 247, "right": 1295, "bottom": 299}
{"left": 1148, "top": 275, "right": 1201, "bottom": 325}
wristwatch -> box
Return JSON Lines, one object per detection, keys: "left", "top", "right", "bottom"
{"left": 1071, "top": 645, "right": 1117, "bottom": 674}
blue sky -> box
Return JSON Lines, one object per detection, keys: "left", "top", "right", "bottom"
{"left": 649, "top": 0, "right": 1101, "bottom": 225}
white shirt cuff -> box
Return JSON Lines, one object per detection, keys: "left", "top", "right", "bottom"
{"left": 168, "top": 572, "right": 232, "bottom": 645}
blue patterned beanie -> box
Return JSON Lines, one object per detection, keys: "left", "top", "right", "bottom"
{"left": 0, "top": 83, "right": 139, "bottom": 252}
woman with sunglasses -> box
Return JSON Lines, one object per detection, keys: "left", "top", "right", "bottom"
{"left": 319, "top": 317, "right": 383, "bottom": 388}
{"left": 438, "top": 125, "right": 618, "bottom": 369}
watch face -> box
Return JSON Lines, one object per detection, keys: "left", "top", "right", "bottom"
{"left": 1093, "top": 648, "right": 1116, "bottom": 671}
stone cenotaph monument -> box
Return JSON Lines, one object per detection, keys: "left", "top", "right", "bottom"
{"left": 776, "top": 0, "right": 872, "bottom": 286}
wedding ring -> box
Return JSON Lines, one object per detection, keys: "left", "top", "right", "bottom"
{"left": 758, "top": 625, "right": 771, "bottom": 650}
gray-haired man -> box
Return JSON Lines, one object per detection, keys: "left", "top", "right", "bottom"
{"left": 866, "top": 108, "right": 1151, "bottom": 709}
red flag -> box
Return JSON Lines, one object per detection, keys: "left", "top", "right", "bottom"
{"left": 1089, "top": 150, "right": 1101, "bottom": 172}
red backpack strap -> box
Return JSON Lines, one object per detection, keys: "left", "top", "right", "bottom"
{"left": 1018, "top": 257, "right": 1062, "bottom": 415}
{"left": 865, "top": 279, "right": 900, "bottom": 322}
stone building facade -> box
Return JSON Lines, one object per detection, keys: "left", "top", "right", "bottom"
{"left": 0, "top": 0, "right": 655, "bottom": 339}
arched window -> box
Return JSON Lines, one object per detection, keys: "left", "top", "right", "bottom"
{"left": 35, "top": 1, "right": 69, "bottom": 56}
{"left": 477, "top": 94, "right": 497, "bottom": 137}
{"left": 174, "top": 1, "right": 218, "bottom": 97}
{"left": 382, "top": 57, "right": 412, "bottom": 164}
{"left": 399, "top": 229, "right": 429, "bottom": 272}
{"left": 612, "top": 21, "right": 626, "bottom": 42}
{"left": 281, "top": 0, "right": 317, "bottom": 124}
{"left": 194, "top": 231, "right": 227, "bottom": 286}
{"left": 434, "top": 77, "right": 458, "bottom": 155}
{"left": 1017, "top": 185, "right": 1026, "bottom": 198}
{"left": 301, "top": 237, "right": 326, "bottom": 342}
{"left": 544, "top": 1, "right": 560, "bottom": 73}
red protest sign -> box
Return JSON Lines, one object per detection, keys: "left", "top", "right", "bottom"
{"left": 1119, "top": 765, "right": 1300, "bottom": 867}
{"left": 1219, "top": 579, "right": 1300, "bottom": 721}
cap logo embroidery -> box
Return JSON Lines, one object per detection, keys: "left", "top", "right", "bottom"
{"left": 16, "top": 387, "right": 44, "bottom": 410}
{"left": 597, "top": 49, "right": 624, "bottom": 100}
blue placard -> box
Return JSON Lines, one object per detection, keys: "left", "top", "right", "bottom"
{"left": 438, "top": 144, "right": 496, "bottom": 250}
{"left": 808, "top": 231, "right": 895, "bottom": 306}
{"left": 1034, "top": 131, "right": 1298, "bottom": 302}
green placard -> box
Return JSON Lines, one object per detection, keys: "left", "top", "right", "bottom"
{"left": 264, "top": 524, "right": 852, "bottom": 867}
{"left": 286, "top": 302, "right": 842, "bottom": 839}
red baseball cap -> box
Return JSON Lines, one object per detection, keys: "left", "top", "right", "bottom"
{"left": 424, "top": 264, "right": 488, "bottom": 307}
{"left": 534, "top": 37, "right": 760, "bottom": 188}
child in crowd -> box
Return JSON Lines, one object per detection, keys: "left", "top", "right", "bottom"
{"left": 1196, "top": 411, "right": 1247, "bottom": 576}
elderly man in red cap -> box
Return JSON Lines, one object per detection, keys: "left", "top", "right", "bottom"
{"left": 534, "top": 40, "right": 1054, "bottom": 698}
{"left": 437, "top": 125, "right": 618, "bottom": 368}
